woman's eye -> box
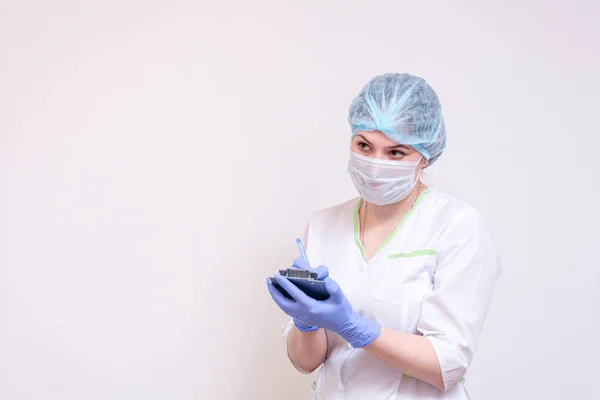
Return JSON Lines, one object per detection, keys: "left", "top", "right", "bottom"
{"left": 358, "top": 142, "right": 370, "bottom": 151}
{"left": 390, "top": 150, "right": 405, "bottom": 158}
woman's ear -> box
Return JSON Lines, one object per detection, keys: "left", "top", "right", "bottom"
{"left": 421, "top": 158, "right": 429, "bottom": 169}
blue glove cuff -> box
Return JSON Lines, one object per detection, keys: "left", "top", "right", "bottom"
{"left": 336, "top": 314, "right": 381, "bottom": 348}
{"left": 294, "top": 319, "right": 320, "bottom": 333}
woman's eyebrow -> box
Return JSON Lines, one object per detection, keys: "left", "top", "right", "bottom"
{"left": 387, "top": 144, "right": 411, "bottom": 150}
{"left": 355, "top": 134, "right": 372, "bottom": 145}
{"left": 355, "top": 134, "right": 411, "bottom": 151}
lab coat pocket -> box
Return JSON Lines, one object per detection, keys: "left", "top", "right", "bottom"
{"left": 373, "top": 256, "right": 435, "bottom": 306}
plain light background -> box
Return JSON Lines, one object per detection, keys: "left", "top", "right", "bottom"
{"left": 1, "top": 1, "right": 599, "bottom": 399}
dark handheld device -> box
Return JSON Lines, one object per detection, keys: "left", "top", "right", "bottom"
{"left": 270, "top": 268, "right": 330, "bottom": 301}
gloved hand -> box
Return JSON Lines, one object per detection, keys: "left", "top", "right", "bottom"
{"left": 267, "top": 263, "right": 381, "bottom": 348}
{"left": 288, "top": 257, "right": 328, "bottom": 332}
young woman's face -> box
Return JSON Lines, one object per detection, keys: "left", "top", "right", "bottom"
{"left": 350, "top": 130, "right": 429, "bottom": 167}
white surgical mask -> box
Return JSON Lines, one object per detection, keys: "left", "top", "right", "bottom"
{"left": 347, "top": 151, "right": 423, "bottom": 206}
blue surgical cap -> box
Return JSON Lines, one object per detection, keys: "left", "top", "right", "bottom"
{"left": 348, "top": 73, "right": 446, "bottom": 165}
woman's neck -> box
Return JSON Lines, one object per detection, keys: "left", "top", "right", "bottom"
{"left": 363, "top": 182, "right": 426, "bottom": 226}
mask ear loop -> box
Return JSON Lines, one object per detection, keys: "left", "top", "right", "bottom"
{"left": 414, "top": 155, "right": 425, "bottom": 184}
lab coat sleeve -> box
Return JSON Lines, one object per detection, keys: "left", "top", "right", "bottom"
{"left": 417, "top": 207, "right": 502, "bottom": 391}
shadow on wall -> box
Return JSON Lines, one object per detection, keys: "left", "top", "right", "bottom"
{"left": 229, "top": 241, "right": 315, "bottom": 400}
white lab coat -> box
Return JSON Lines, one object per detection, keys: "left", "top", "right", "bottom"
{"left": 282, "top": 189, "right": 502, "bottom": 399}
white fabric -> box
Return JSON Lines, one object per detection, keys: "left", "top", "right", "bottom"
{"left": 283, "top": 189, "right": 501, "bottom": 399}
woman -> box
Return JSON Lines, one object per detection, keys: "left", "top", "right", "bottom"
{"left": 266, "top": 73, "right": 501, "bottom": 399}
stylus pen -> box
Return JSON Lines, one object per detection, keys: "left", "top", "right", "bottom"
{"left": 296, "top": 238, "right": 309, "bottom": 265}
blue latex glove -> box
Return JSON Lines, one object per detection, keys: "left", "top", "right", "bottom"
{"left": 288, "top": 257, "right": 328, "bottom": 332}
{"left": 267, "top": 264, "right": 381, "bottom": 348}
